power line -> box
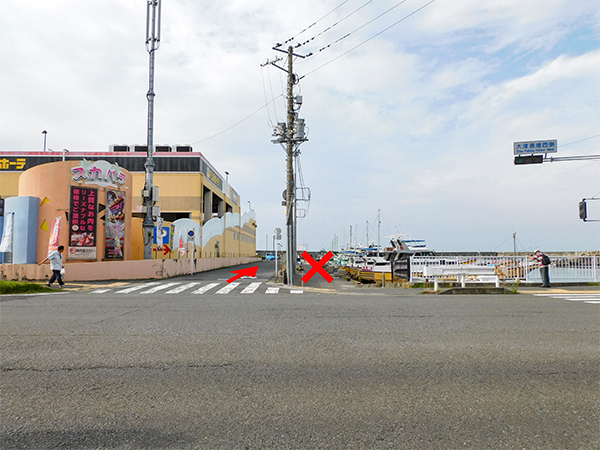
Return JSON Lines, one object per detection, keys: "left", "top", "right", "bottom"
{"left": 300, "top": 0, "right": 437, "bottom": 79}
{"left": 190, "top": 95, "right": 282, "bottom": 145}
{"left": 561, "top": 134, "right": 600, "bottom": 148}
{"left": 277, "top": 0, "right": 352, "bottom": 48}
{"left": 308, "top": 0, "right": 410, "bottom": 56}
{"left": 293, "top": 0, "right": 376, "bottom": 51}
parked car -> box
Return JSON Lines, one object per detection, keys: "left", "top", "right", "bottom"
{"left": 265, "top": 253, "right": 276, "bottom": 260}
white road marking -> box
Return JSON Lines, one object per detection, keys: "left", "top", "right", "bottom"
{"left": 266, "top": 287, "right": 279, "bottom": 294}
{"left": 166, "top": 282, "right": 200, "bottom": 294}
{"left": 116, "top": 282, "right": 160, "bottom": 294}
{"left": 140, "top": 282, "right": 180, "bottom": 294}
{"left": 216, "top": 283, "right": 240, "bottom": 294}
{"left": 241, "top": 282, "right": 262, "bottom": 294}
{"left": 191, "top": 282, "right": 220, "bottom": 294}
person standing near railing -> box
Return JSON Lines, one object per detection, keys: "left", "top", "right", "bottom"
{"left": 531, "top": 249, "right": 551, "bottom": 288}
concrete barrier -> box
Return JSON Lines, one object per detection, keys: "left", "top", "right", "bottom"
{"left": 0, "top": 257, "right": 261, "bottom": 282}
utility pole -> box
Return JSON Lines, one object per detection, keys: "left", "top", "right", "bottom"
{"left": 143, "top": 0, "right": 161, "bottom": 260}
{"left": 264, "top": 45, "right": 308, "bottom": 285}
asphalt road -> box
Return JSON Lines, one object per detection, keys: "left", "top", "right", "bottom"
{"left": 1, "top": 265, "right": 598, "bottom": 449}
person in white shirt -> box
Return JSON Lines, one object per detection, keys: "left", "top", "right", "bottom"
{"left": 39, "top": 245, "right": 65, "bottom": 287}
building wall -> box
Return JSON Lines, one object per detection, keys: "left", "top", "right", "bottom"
{"left": 0, "top": 151, "right": 255, "bottom": 262}
{"left": 18, "top": 161, "right": 134, "bottom": 263}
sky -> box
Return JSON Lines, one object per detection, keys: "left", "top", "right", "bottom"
{"left": 1, "top": 0, "right": 599, "bottom": 253}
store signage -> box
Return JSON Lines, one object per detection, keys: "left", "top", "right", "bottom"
{"left": 71, "top": 160, "right": 126, "bottom": 188}
{"left": 105, "top": 190, "right": 126, "bottom": 259}
{"left": 68, "top": 187, "right": 97, "bottom": 260}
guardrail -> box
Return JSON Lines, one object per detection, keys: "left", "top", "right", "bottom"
{"left": 411, "top": 255, "right": 599, "bottom": 284}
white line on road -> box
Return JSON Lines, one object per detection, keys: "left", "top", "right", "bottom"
{"left": 216, "top": 283, "right": 240, "bottom": 294}
{"left": 116, "top": 282, "right": 160, "bottom": 294}
{"left": 266, "top": 287, "right": 279, "bottom": 294}
{"left": 191, "top": 283, "right": 220, "bottom": 294}
{"left": 140, "top": 282, "right": 180, "bottom": 294}
{"left": 241, "top": 282, "right": 262, "bottom": 294}
{"left": 166, "top": 282, "right": 200, "bottom": 294}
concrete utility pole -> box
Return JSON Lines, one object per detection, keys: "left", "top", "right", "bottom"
{"left": 264, "top": 45, "right": 308, "bottom": 285}
{"left": 285, "top": 46, "right": 296, "bottom": 285}
{"left": 143, "top": 0, "right": 161, "bottom": 260}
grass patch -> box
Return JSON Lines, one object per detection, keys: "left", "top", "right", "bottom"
{"left": 0, "top": 281, "right": 53, "bottom": 295}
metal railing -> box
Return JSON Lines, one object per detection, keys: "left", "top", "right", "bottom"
{"left": 410, "top": 255, "right": 599, "bottom": 284}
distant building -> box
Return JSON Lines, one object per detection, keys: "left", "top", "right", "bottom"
{"left": 0, "top": 146, "right": 256, "bottom": 263}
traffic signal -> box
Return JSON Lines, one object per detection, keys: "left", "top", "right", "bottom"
{"left": 514, "top": 155, "right": 543, "bottom": 165}
{"left": 579, "top": 200, "right": 587, "bottom": 221}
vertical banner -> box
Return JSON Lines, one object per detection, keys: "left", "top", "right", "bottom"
{"left": 0, "top": 212, "right": 15, "bottom": 253}
{"left": 47, "top": 217, "right": 61, "bottom": 256}
{"left": 105, "top": 190, "right": 126, "bottom": 259}
{"left": 68, "top": 186, "right": 97, "bottom": 260}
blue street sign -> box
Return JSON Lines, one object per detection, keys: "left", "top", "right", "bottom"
{"left": 513, "top": 139, "right": 557, "bottom": 155}
{"left": 153, "top": 226, "right": 170, "bottom": 244}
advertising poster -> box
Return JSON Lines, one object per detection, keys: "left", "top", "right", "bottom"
{"left": 68, "top": 186, "right": 97, "bottom": 260}
{"left": 47, "top": 217, "right": 61, "bottom": 256}
{"left": 105, "top": 190, "right": 125, "bottom": 259}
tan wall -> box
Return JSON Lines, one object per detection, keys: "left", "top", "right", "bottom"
{"left": 0, "top": 257, "right": 261, "bottom": 282}
{"left": 0, "top": 173, "right": 20, "bottom": 198}
{"left": 18, "top": 161, "right": 133, "bottom": 263}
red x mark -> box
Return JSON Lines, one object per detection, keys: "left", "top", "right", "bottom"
{"left": 301, "top": 251, "right": 334, "bottom": 283}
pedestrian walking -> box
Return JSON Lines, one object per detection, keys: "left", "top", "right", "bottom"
{"left": 532, "top": 249, "right": 551, "bottom": 288}
{"left": 39, "top": 245, "right": 65, "bottom": 288}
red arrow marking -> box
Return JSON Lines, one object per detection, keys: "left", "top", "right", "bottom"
{"left": 163, "top": 244, "right": 171, "bottom": 256}
{"left": 301, "top": 251, "right": 334, "bottom": 283}
{"left": 227, "top": 266, "right": 259, "bottom": 283}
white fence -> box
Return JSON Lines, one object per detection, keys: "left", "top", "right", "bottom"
{"left": 410, "top": 255, "right": 599, "bottom": 284}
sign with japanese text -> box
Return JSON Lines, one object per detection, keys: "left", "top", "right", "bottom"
{"left": 105, "top": 190, "right": 126, "bottom": 259}
{"left": 71, "top": 160, "right": 126, "bottom": 188}
{"left": 68, "top": 187, "right": 97, "bottom": 260}
{"left": 513, "top": 140, "right": 557, "bottom": 155}
{"left": 0, "top": 158, "right": 27, "bottom": 171}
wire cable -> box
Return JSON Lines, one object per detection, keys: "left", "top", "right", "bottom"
{"left": 312, "top": 0, "right": 409, "bottom": 55}
{"left": 190, "top": 95, "right": 283, "bottom": 145}
{"left": 561, "top": 134, "right": 600, "bottom": 148}
{"left": 300, "top": 0, "right": 437, "bottom": 79}
{"left": 278, "top": 0, "right": 352, "bottom": 47}
{"left": 293, "top": 0, "right": 376, "bottom": 50}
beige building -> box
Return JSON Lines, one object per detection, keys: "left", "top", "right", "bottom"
{"left": 0, "top": 147, "right": 257, "bottom": 263}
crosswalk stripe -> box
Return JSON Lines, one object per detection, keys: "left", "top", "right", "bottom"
{"left": 241, "top": 282, "right": 261, "bottom": 294}
{"left": 216, "top": 283, "right": 239, "bottom": 294}
{"left": 534, "top": 293, "right": 600, "bottom": 304}
{"left": 191, "top": 282, "right": 220, "bottom": 294}
{"left": 140, "top": 282, "right": 180, "bottom": 294}
{"left": 116, "top": 282, "right": 160, "bottom": 294}
{"left": 92, "top": 281, "right": 302, "bottom": 295}
{"left": 166, "top": 282, "right": 200, "bottom": 294}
